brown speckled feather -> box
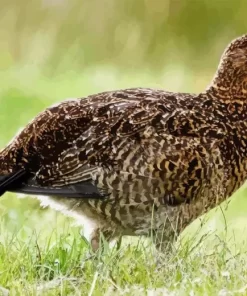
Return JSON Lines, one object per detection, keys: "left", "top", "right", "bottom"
{"left": 1, "top": 34, "right": 247, "bottom": 251}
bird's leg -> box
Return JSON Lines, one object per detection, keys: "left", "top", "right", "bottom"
{"left": 81, "top": 228, "right": 104, "bottom": 264}
{"left": 154, "top": 233, "right": 175, "bottom": 253}
{"left": 90, "top": 228, "right": 115, "bottom": 253}
{"left": 152, "top": 227, "right": 179, "bottom": 254}
{"left": 149, "top": 229, "right": 178, "bottom": 268}
{"left": 90, "top": 228, "right": 101, "bottom": 252}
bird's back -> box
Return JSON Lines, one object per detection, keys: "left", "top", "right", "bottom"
{"left": 0, "top": 87, "right": 228, "bottom": 238}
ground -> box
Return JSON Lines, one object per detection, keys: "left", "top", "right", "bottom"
{"left": 1, "top": 76, "right": 247, "bottom": 295}
{"left": 1, "top": 184, "right": 247, "bottom": 295}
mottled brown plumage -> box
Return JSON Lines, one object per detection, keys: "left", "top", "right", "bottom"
{"left": 1, "top": 34, "right": 247, "bottom": 251}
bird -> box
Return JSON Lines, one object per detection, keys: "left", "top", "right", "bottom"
{"left": 1, "top": 34, "right": 247, "bottom": 252}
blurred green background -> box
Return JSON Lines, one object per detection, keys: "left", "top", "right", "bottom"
{"left": 1, "top": 0, "right": 247, "bottom": 252}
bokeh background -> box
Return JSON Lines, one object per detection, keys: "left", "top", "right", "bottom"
{"left": 1, "top": 0, "right": 247, "bottom": 252}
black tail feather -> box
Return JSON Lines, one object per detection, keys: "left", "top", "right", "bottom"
{"left": 0, "top": 169, "right": 27, "bottom": 197}
{"left": 9, "top": 181, "right": 107, "bottom": 199}
{"left": 0, "top": 169, "right": 107, "bottom": 199}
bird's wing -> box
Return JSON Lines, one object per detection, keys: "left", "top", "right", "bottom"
{"left": 2, "top": 91, "right": 161, "bottom": 198}
{"left": 22, "top": 96, "right": 226, "bottom": 205}
{"left": 1, "top": 89, "right": 227, "bottom": 202}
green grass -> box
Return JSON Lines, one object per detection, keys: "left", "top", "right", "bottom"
{"left": 1, "top": 189, "right": 247, "bottom": 295}
{"left": 1, "top": 17, "right": 247, "bottom": 292}
{"left": 1, "top": 78, "right": 247, "bottom": 294}
{"left": 1, "top": 1, "right": 247, "bottom": 293}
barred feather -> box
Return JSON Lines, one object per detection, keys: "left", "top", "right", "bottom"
{"left": 1, "top": 34, "right": 247, "bottom": 251}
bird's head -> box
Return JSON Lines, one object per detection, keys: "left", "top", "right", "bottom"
{"left": 208, "top": 34, "right": 247, "bottom": 99}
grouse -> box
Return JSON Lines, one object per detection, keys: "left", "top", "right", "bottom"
{"left": 1, "top": 34, "right": 247, "bottom": 251}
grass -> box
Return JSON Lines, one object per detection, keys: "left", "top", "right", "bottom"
{"left": 1, "top": 197, "right": 247, "bottom": 295}
{"left": 1, "top": 1, "right": 247, "bottom": 293}
{"left": 1, "top": 56, "right": 247, "bottom": 295}
{"left": 1, "top": 88, "right": 247, "bottom": 295}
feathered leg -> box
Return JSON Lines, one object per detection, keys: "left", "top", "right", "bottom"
{"left": 90, "top": 228, "right": 119, "bottom": 252}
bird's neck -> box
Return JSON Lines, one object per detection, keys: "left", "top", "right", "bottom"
{"left": 206, "top": 56, "right": 247, "bottom": 103}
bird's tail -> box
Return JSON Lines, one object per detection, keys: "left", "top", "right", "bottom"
{"left": 10, "top": 180, "right": 107, "bottom": 199}
{"left": 0, "top": 169, "right": 27, "bottom": 197}
{"left": 0, "top": 169, "right": 107, "bottom": 199}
